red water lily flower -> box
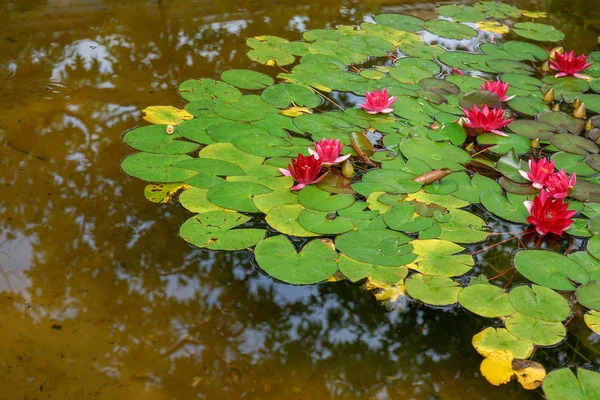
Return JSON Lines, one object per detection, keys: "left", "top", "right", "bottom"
{"left": 279, "top": 153, "right": 325, "bottom": 191}
{"left": 549, "top": 50, "right": 592, "bottom": 79}
{"left": 358, "top": 88, "right": 397, "bottom": 114}
{"left": 461, "top": 105, "right": 513, "bottom": 136}
{"left": 308, "top": 138, "right": 351, "bottom": 165}
{"left": 524, "top": 190, "right": 576, "bottom": 236}
{"left": 480, "top": 80, "right": 515, "bottom": 102}
{"left": 519, "top": 158, "right": 555, "bottom": 190}
{"left": 546, "top": 169, "right": 576, "bottom": 199}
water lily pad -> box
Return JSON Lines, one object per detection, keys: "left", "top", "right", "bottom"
{"left": 297, "top": 186, "right": 355, "bottom": 212}
{"left": 254, "top": 235, "right": 339, "bottom": 284}
{"left": 335, "top": 229, "right": 416, "bottom": 267}
{"left": 505, "top": 313, "right": 566, "bottom": 346}
{"left": 123, "top": 125, "right": 200, "bottom": 154}
{"left": 512, "top": 22, "right": 565, "bottom": 42}
{"left": 206, "top": 181, "right": 271, "bottom": 212}
{"left": 472, "top": 327, "right": 534, "bottom": 359}
{"left": 551, "top": 152, "right": 599, "bottom": 176}
{"left": 578, "top": 94, "right": 600, "bottom": 113}
{"left": 459, "top": 282, "right": 516, "bottom": 318}
{"left": 405, "top": 274, "right": 461, "bottom": 306}
{"left": 253, "top": 190, "right": 299, "bottom": 214}
{"left": 569, "top": 251, "right": 600, "bottom": 281}
{"left": 180, "top": 210, "right": 266, "bottom": 250}
{"left": 513, "top": 250, "right": 590, "bottom": 291}
{"left": 576, "top": 281, "right": 600, "bottom": 311}
{"left": 537, "top": 111, "right": 585, "bottom": 134}
{"left": 261, "top": 83, "right": 322, "bottom": 108}
{"left": 247, "top": 36, "right": 296, "bottom": 66}
{"left": 400, "top": 138, "right": 471, "bottom": 171}
{"left": 501, "top": 74, "right": 543, "bottom": 91}
{"left": 175, "top": 158, "right": 246, "bottom": 188}
{"left": 374, "top": 14, "right": 426, "bottom": 33}
{"left": 585, "top": 311, "right": 600, "bottom": 335}
{"left": 179, "top": 187, "right": 225, "bottom": 213}
{"left": 503, "top": 41, "right": 548, "bottom": 61}
{"left": 474, "top": 1, "right": 521, "bottom": 19}
{"left": 508, "top": 120, "right": 556, "bottom": 140}
{"left": 179, "top": 78, "right": 242, "bottom": 103}
{"left": 384, "top": 204, "right": 436, "bottom": 234}
{"left": 543, "top": 368, "right": 600, "bottom": 400}
{"left": 425, "top": 20, "right": 477, "bottom": 40}
{"left": 221, "top": 69, "right": 274, "bottom": 90}
{"left": 437, "top": 209, "right": 489, "bottom": 243}
{"left": 460, "top": 90, "right": 502, "bottom": 110}
{"left": 121, "top": 153, "right": 197, "bottom": 182}
{"left": 508, "top": 285, "right": 571, "bottom": 322}
{"left": 573, "top": 180, "right": 600, "bottom": 203}
{"left": 481, "top": 191, "right": 528, "bottom": 223}
{"left": 550, "top": 134, "right": 598, "bottom": 156}
{"left": 507, "top": 96, "right": 549, "bottom": 116}
{"left": 406, "top": 239, "right": 474, "bottom": 277}
{"left": 266, "top": 204, "right": 320, "bottom": 237}
{"left": 444, "top": 173, "right": 502, "bottom": 203}
{"left": 142, "top": 106, "right": 194, "bottom": 125}
{"left": 298, "top": 210, "right": 355, "bottom": 234}
{"left": 477, "top": 133, "right": 531, "bottom": 155}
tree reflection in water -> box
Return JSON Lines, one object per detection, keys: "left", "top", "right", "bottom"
{"left": 0, "top": 0, "right": 598, "bottom": 398}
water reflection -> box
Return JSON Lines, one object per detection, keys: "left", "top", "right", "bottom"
{"left": 0, "top": 0, "right": 598, "bottom": 398}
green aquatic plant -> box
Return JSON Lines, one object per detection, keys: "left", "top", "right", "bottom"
{"left": 121, "top": 2, "right": 600, "bottom": 397}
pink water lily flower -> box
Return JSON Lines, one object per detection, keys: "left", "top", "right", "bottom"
{"left": 546, "top": 169, "right": 576, "bottom": 199}
{"left": 358, "top": 88, "right": 397, "bottom": 114}
{"left": 462, "top": 105, "right": 513, "bottom": 136}
{"left": 519, "top": 158, "right": 555, "bottom": 190}
{"left": 279, "top": 153, "right": 325, "bottom": 191}
{"left": 481, "top": 80, "right": 515, "bottom": 102}
{"left": 308, "top": 138, "right": 351, "bottom": 165}
{"left": 549, "top": 50, "right": 592, "bottom": 79}
{"left": 524, "top": 190, "right": 576, "bottom": 236}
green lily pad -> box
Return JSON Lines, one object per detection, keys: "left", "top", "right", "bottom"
{"left": 400, "top": 138, "right": 471, "bottom": 171}
{"left": 513, "top": 250, "right": 590, "bottom": 291}
{"left": 578, "top": 94, "right": 600, "bottom": 113}
{"left": 508, "top": 285, "right": 571, "bottom": 322}
{"left": 221, "top": 69, "right": 274, "bottom": 90}
{"left": 550, "top": 134, "right": 599, "bottom": 156}
{"left": 123, "top": 125, "right": 200, "bottom": 154}
{"left": 175, "top": 158, "right": 245, "bottom": 188}
{"left": 477, "top": 133, "right": 531, "bottom": 155}
{"left": 474, "top": 2, "right": 521, "bottom": 19}
{"left": 508, "top": 120, "right": 557, "bottom": 140}
{"left": 481, "top": 190, "right": 529, "bottom": 223}
{"left": 444, "top": 172, "right": 502, "bottom": 203}
{"left": 458, "top": 282, "right": 516, "bottom": 318}
{"left": 507, "top": 96, "right": 549, "bottom": 116}
{"left": 543, "top": 368, "right": 600, "bottom": 400}
{"left": 253, "top": 190, "right": 299, "bottom": 214}
{"left": 180, "top": 210, "right": 266, "bottom": 250}
{"left": 246, "top": 36, "right": 296, "bottom": 66}
{"left": 577, "top": 281, "right": 600, "bottom": 311}
{"left": 298, "top": 210, "right": 355, "bottom": 234}
{"left": 179, "top": 78, "right": 242, "bottom": 102}
{"left": 297, "top": 186, "right": 355, "bottom": 212}
{"left": 437, "top": 209, "right": 489, "bottom": 244}
{"left": 537, "top": 111, "right": 585, "bottom": 134}
{"left": 406, "top": 239, "right": 474, "bottom": 277}
{"left": 266, "top": 204, "right": 321, "bottom": 237}
{"left": 254, "top": 235, "right": 338, "bottom": 284}
{"left": 425, "top": 20, "right": 477, "bottom": 40}
{"left": 405, "top": 274, "right": 461, "bottom": 306}
{"left": 501, "top": 73, "right": 543, "bottom": 91}
{"left": 206, "top": 181, "right": 271, "bottom": 212}
{"left": 199, "top": 142, "right": 264, "bottom": 167}
{"left": 460, "top": 90, "right": 502, "bottom": 110}
{"left": 374, "top": 14, "right": 426, "bottom": 33}
{"left": 472, "top": 327, "right": 534, "bottom": 359}
{"left": 503, "top": 41, "right": 548, "bottom": 62}
{"left": 261, "top": 83, "right": 322, "bottom": 108}
{"left": 569, "top": 251, "right": 600, "bottom": 281}
{"left": 505, "top": 312, "right": 566, "bottom": 346}
{"left": 512, "top": 22, "right": 565, "bottom": 42}
{"left": 179, "top": 187, "right": 225, "bottom": 213}
{"left": 335, "top": 229, "right": 416, "bottom": 267}
{"left": 551, "top": 152, "right": 599, "bottom": 176}
{"left": 573, "top": 180, "right": 600, "bottom": 203}
{"left": 121, "top": 153, "right": 197, "bottom": 183}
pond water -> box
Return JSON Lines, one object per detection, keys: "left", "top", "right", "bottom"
{"left": 1, "top": 0, "right": 599, "bottom": 399}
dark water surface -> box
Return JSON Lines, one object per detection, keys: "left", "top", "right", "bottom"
{"left": 1, "top": 1, "right": 599, "bottom": 399}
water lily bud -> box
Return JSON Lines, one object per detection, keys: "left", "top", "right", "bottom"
{"left": 549, "top": 46, "right": 564, "bottom": 59}
{"left": 585, "top": 118, "right": 595, "bottom": 131}
{"left": 166, "top": 125, "right": 175, "bottom": 135}
{"left": 465, "top": 142, "right": 475, "bottom": 152}
{"left": 531, "top": 137, "right": 541, "bottom": 148}
{"left": 552, "top": 103, "right": 561, "bottom": 112}
{"left": 341, "top": 159, "right": 354, "bottom": 178}
{"left": 543, "top": 87, "right": 555, "bottom": 103}
{"left": 573, "top": 97, "right": 582, "bottom": 108}
{"left": 541, "top": 60, "right": 551, "bottom": 72}
{"left": 573, "top": 103, "right": 587, "bottom": 119}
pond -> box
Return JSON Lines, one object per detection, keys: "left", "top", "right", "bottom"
{"left": 1, "top": 0, "right": 600, "bottom": 399}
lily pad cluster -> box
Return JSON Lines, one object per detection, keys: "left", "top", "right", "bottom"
{"left": 121, "top": 2, "right": 600, "bottom": 397}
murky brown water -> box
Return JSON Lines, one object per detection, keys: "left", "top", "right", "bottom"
{"left": 1, "top": 0, "right": 599, "bottom": 399}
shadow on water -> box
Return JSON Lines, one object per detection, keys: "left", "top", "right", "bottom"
{"left": 0, "top": 0, "right": 598, "bottom": 398}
